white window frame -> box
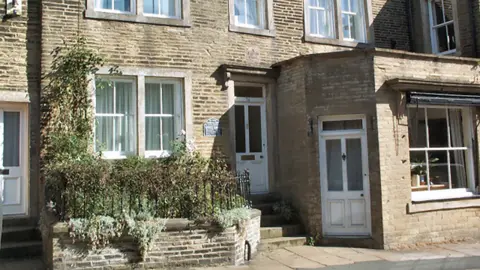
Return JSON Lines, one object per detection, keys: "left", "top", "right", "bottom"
{"left": 94, "top": 77, "right": 138, "bottom": 159}
{"left": 233, "top": 0, "right": 267, "bottom": 29}
{"left": 143, "top": 0, "right": 182, "bottom": 19}
{"left": 229, "top": 0, "right": 274, "bottom": 36}
{"left": 304, "top": 0, "right": 370, "bottom": 44}
{"left": 340, "top": 0, "right": 366, "bottom": 42}
{"left": 94, "top": 0, "right": 135, "bottom": 14}
{"left": 144, "top": 78, "right": 184, "bottom": 158}
{"left": 306, "top": 0, "right": 336, "bottom": 38}
{"left": 408, "top": 105, "right": 475, "bottom": 202}
{"left": 427, "top": 0, "right": 457, "bottom": 55}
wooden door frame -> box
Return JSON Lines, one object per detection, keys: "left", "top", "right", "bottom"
{"left": 0, "top": 103, "right": 29, "bottom": 217}
{"left": 318, "top": 115, "right": 371, "bottom": 236}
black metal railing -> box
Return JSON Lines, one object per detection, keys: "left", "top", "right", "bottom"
{"left": 47, "top": 169, "right": 251, "bottom": 221}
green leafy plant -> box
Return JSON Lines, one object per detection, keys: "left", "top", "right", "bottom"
{"left": 213, "top": 208, "right": 251, "bottom": 230}
{"left": 273, "top": 200, "right": 294, "bottom": 222}
{"left": 68, "top": 215, "right": 123, "bottom": 249}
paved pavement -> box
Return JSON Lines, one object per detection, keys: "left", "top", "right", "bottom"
{"left": 196, "top": 243, "right": 480, "bottom": 270}
{"left": 2, "top": 243, "right": 480, "bottom": 269}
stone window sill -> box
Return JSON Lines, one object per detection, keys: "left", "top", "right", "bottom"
{"left": 304, "top": 35, "right": 373, "bottom": 49}
{"left": 229, "top": 24, "right": 275, "bottom": 37}
{"left": 85, "top": 9, "right": 191, "bottom": 27}
{"left": 408, "top": 195, "right": 480, "bottom": 213}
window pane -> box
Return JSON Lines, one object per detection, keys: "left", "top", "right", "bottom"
{"left": 342, "top": 14, "right": 350, "bottom": 39}
{"left": 234, "top": 0, "right": 246, "bottom": 25}
{"left": 408, "top": 108, "right": 427, "bottom": 148}
{"left": 146, "top": 117, "right": 161, "bottom": 151}
{"left": 96, "top": 0, "right": 112, "bottom": 9}
{"left": 96, "top": 83, "right": 114, "bottom": 114}
{"left": 323, "top": 120, "right": 362, "bottom": 131}
{"left": 160, "top": 0, "right": 176, "bottom": 16}
{"left": 162, "top": 84, "right": 174, "bottom": 115}
{"left": 450, "top": 150, "right": 467, "bottom": 188}
{"left": 447, "top": 23, "right": 456, "bottom": 50}
{"left": 146, "top": 83, "right": 161, "bottom": 114}
{"left": 114, "top": 0, "right": 130, "bottom": 11}
{"left": 235, "top": 105, "right": 246, "bottom": 153}
{"left": 448, "top": 109, "right": 464, "bottom": 147}
{"left": 341, "top": 0, "right": 349, "bottom": 11}
{"left": 116, "top": 115, "right": 135, "bottom": 153}
{"left": 144, "top": 0, "right": 159, "bottom": 14}
{"left": 427, "top": 108, "right": 448, "bottom": 148}
{"left": 410, "top": 151, "right": 427, "bottom": 189}
{"left": 248, "top": 106, "right": 262, "bottom": 153}
{"left": 95, "top": 117, "right": 114, "bottom": 152}
{"left": 327, "top": 139, "right": 343, "bottom": 191}
{"left": 432, "top": 0, "right": 444, "bottom": 24}
{"left": 246, "top": 0, "right": 259, "bottom": 26}
{"left": 115, "top": 82, "right": 134, "bottom": 114}
{"left": 346, "top": 138, "right": 363, "bottom": 191}
{"left": 3, "top": 112, "right": 20, "bottom": 167}
{"left": 434, "top": 26, "right": 450, "bottom": 53}
{"left": 235, "top": 86, "right": 263, "bottom": 98}
{"left": 428, "top": 150, "right": 449, "bottom": 190}
{"left": 162, "top": 117, "right": 174, "bottom": 151}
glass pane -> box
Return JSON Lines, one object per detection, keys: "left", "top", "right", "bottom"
{"left": 115, "top": 82, "right": 134, "bottom": 114}
{"left": 114, "top": 0, "right": 130, "bottom": 11}
{"left": 450, "top": 150, "right": 467, "bottom": 189}
{"left": 427, "top": 108, "right": 448, "bottom": 147}
{"left": 248, "top": 106, "right": 262, "bottom": 153}
{"left": 428, "top": 150, "right": 449, "bottom": 190}
{"left": 144, "top": 0, "right": 158, "bottom": 14}
{"left": 351, "top": 11, "right": 364, "bottom": 41}
{"left": 432, "top": 0, "right": 445, "bottom": 25}
{"left": 435, "top": 26, "right": 450, "bottom": 53}
{"left": 160, "top": 0, "right": 175, "bottom": 16}
{"left": 341, "top": 0, "right": 349, "bottom": 11}
{"left": 234, "top": 0, "right": 246, "bottom": 25}
{"left": 235, "top": 105, "right": 246, "bottom": 153}
{"left": 146, "top": 83, "right": 161, "bottom": 114}
{"left": 115, "top": 116, "right": 135, "bottom": 153}
{"left": 408, "top": 108, "right": 427, "bottom": 148}
{"left": 234, "top": 86, "right": 263, "bottom": 98}
{"left": 96, "top": 0, "right": 112, "bottom": 9}
{"left": 342, "top": 14, "right": 350, "bottom": 39}
{"left": 96, "top": 83, "right": 114, "bottom": 114}
{"left": 162, "top": 84, "right": 175, "bottom": 115}
{"left": 162, "top": 117, "right": 174, "bottom": 151}
{"left": 310, "top": 9, "right": 319, "bottom": 35}
{"left": 246, "top": 0, "right": 259, "bottom": 26}
{"left": 95, "top": 117, "right": 114, "bottom": 152}
{"left": 448, "top": 109, "right": 464, "bottom": 147}
{"left": 346, "top": 138, "right": 363, "bottom": 191}
{"left": 326, "top": 139, "right": 343, "bottom": 191}
{"left": 447, "top": 23, "right": 456, "bottom": 51}
{"left": 350, "top": 0, "right": 358, "bottom": 12}
{"left": 323, "top": 120, "right": 362, "bottom": 131}
{"left": 410, "top": 151, "right": 427, "bottom": 189}
{"left": 3, "top": 112, "right": 20, "bottom": 167}
{"left": 146, "top": 117, "right": 161, "bottom": 151}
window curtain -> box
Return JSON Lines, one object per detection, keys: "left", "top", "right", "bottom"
{"left": 3, "top": 112, "right": 20, "bottom": 167}
{"left": 234, "top": 0, "right": 246, "bottom": 25}
{"left": 160, "top": 0, "right": 176, "bottom": 16}
{"left": 115, "top": 82, "right": 135, "bottom": 153}
{"left": 162, "top": 84, "right": 175, "bottom": 151}
{"left": 95, "top": 84, "right": 114, "bottom": 152}
{"left": 449, "top": 109, "right": 467, "bottom": 188}
{"left": 146, "top": 84, "right": 161, "bottom": 151}
{"left": 309, "top": 0, "right": 334, "bottom": 37}
{"left": 246, "top": 0, "right": 265, "bottom": 27}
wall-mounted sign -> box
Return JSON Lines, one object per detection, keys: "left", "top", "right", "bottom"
{"left": 5, "top": 0, "right": 21, "bottom": 16}
{"left": 203, "top": 118, "right": 222, "bottom": 137}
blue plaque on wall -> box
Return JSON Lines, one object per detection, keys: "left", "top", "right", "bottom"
{"left": 204, "top": 118, "right": 222, "bottom": 137}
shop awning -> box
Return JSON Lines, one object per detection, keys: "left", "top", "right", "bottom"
{"left": 407, "top": 91, "right": 480, "bottom": 106}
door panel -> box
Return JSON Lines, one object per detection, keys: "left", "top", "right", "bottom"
{"left": 320, "top": 134, "right": 370, "bottom": 236}
{"left": 1, "top": 110, "right": 25, "bottom": 215}
{"left": 235, "top": 103, "right": 268, "bottom": 194}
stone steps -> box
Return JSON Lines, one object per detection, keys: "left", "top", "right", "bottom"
{"left": 260, "top": 214, "right": 286, "bottom": 227}
{"left": 0, "top": 241, "right": 43, "bottom": 259}
{"left": 1, "top": 218, "right": 42, "bottom": 259}
{"left": 260, "top": 224, "right": 304, "bottom": 239}
{"left": 258, "top": 236, "right": 306, "bottom": 252}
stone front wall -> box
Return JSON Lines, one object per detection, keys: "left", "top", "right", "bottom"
{"left": 374, "top": 51, "right": 480, "bottom": 249}
{"left": 45, "top": 210, "right": 260, "bottom": 269}
{"left": 0, "top": 0, "right": 42, "bottom": 219}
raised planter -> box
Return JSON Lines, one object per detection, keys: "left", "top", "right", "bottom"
{"left": 42, "top": 209, "right": 261, "bottom": 269}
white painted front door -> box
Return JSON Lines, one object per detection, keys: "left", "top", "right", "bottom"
{"left": 0, "top": 109, "right": 26, "bottom": 216}
{"left": 235, "top": 103, "right": 268, "bottom": 194}
{"left": 319, "top": 132, "right": 371, "bottom": 236}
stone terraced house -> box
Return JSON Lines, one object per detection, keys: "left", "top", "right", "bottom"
{"left": 2, "top": 0, "right": 480, "bottom": 260}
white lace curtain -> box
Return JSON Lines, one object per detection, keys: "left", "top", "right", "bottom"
{"left": 234, "top": 0, "right": 266, "bottom": 28}
{"left": 145, "top": 83, "right": 175, "bottom": 151}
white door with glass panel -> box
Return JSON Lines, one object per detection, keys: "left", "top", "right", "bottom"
{"left": 319, "top": 117, "right": 371, "bottom": 236}
{"left": 0, "top": 109, "right": 26, "bottom": 216}
{"left": 234, "top": 85, "right": 268, "bottom": 194}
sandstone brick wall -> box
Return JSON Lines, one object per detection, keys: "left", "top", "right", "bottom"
{"left": 0, "top": 0, "right": 42, "bottom": 219}
{"left": 374, "top": 52, "right": 480, "bottom": 249}
{"left": 40, "top": 0, "right": 423, "bottom": 158}
{"left": 46, "top": 210, "right": 261, "bottom": 269}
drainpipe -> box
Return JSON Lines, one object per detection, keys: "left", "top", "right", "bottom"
{"left": 469, "top": 0, "right": 478, "bottom": 57}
